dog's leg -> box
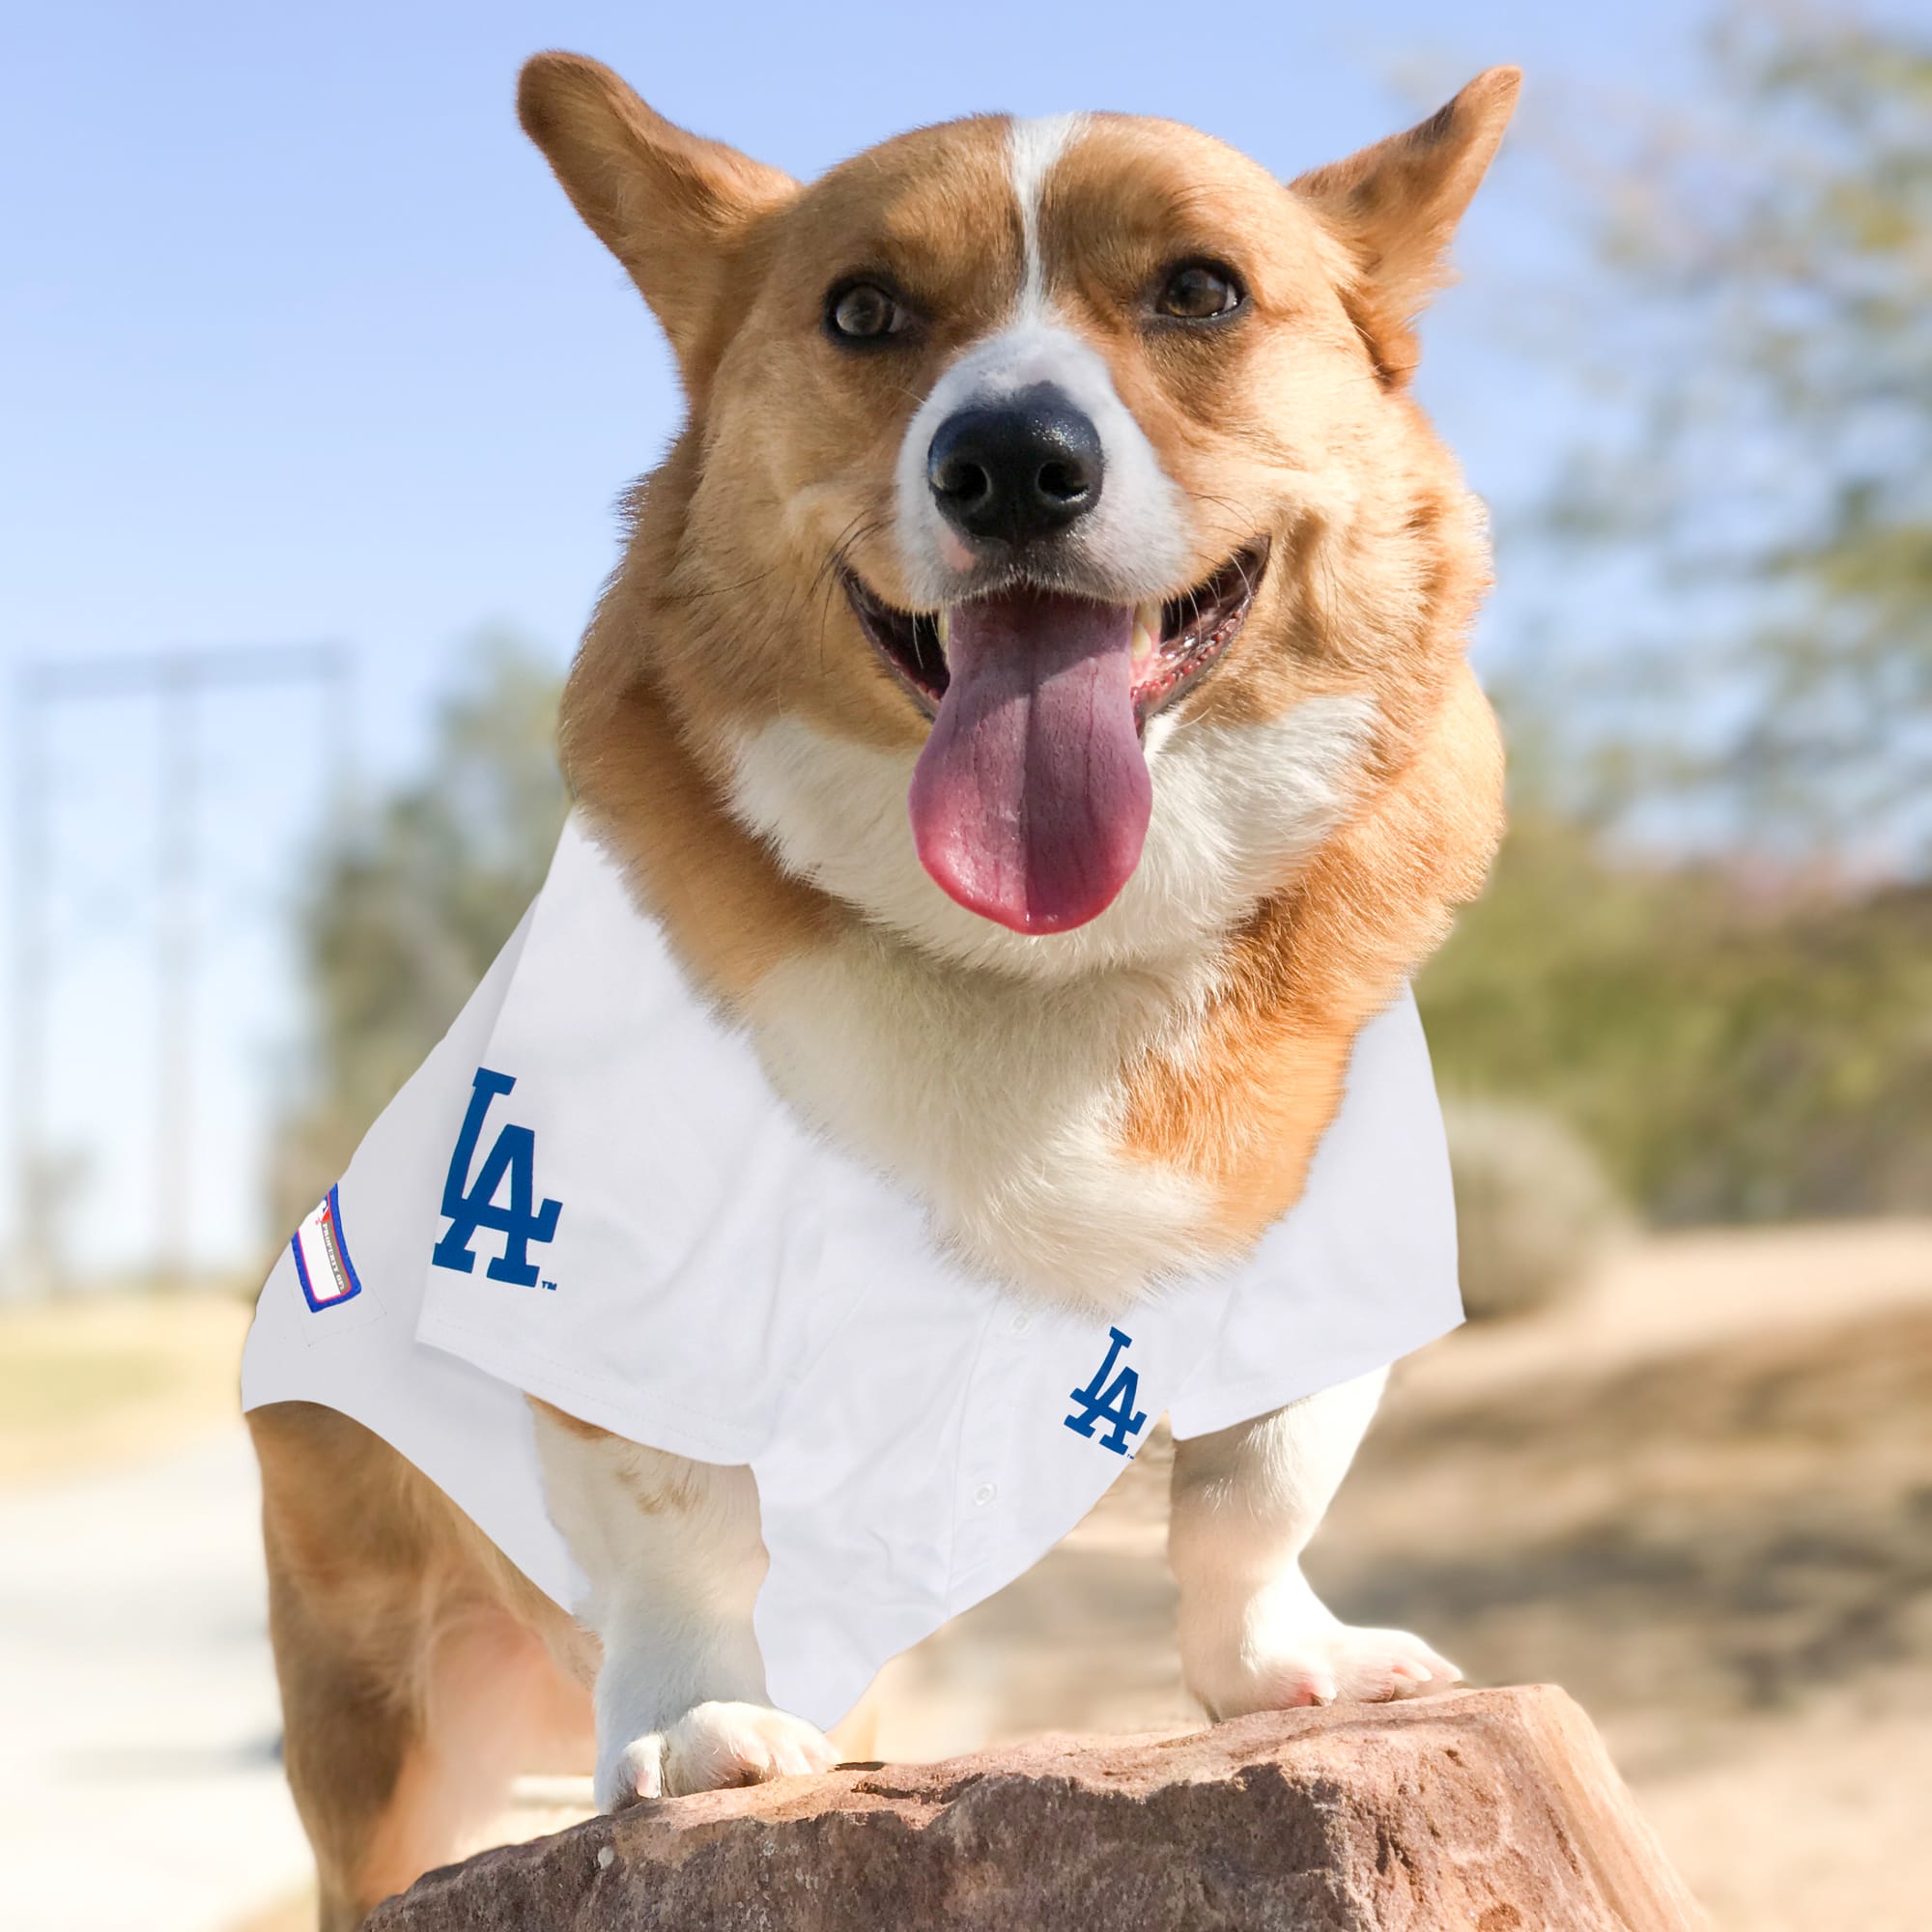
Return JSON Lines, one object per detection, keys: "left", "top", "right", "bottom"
{"left": 252, "top": 1403, "right": 592, "bottom": 1928}
{"left": 529, "top": 1402, "right": 839, "bottom": 1812}
{"left": 1168, "top": 1368, "right": 1461, "bottom": 1715}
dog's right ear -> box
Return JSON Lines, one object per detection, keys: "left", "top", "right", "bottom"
{"left": 518, "top": 53, "right": 798, "bottom": 387}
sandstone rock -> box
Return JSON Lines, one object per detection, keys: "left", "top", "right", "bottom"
{"left": 368, "top": 1684, "right": 1705, "bottom": 1931}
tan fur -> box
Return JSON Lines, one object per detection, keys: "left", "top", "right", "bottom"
{"left": 529, "top": 1397, "right": 708, "bottom": 1513}
{"left": 1293, "top": 67, "right": 1520, "bottom": 388}
{"left": 1124, "top": 665, "right": 1503, "bottom": 1237}
{"left": 257, "top": 57, "right": 1517, "bottom": 1918}
{"left": 558, "top": 593, "right": 835, "bottom": 1000}
{"left": 248, "top": 1404, "right": 597, "bottom": 1929}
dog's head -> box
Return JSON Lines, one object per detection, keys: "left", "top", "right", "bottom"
{"left": 523, "top": 61, "right": 1517, "bottom": 979}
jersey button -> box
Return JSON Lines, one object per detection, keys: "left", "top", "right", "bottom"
{"left": 972, "top": 1482, "right": 998, "bottom": 1508}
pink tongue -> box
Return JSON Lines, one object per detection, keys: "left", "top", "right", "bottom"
{"left": 908, "top": 588, "right": 1151, "bottom": 934}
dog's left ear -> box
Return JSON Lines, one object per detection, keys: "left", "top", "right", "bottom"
{"left": 1293, "top": 67, "right": 1520, "bottom": 387}
{"left": 518, "top": 52, "right": 799, "bottom": 392}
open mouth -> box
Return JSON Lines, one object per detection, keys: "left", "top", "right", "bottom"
{"left": 838, "top": 539, "right": 1270, "bottom": 936}
{"left": 843, "top": 538, "right": 1271, "bottom": 729}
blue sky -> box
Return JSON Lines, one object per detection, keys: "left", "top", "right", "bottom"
{"left": 1, "top": 0, "right": 1714, "bottom": 1279}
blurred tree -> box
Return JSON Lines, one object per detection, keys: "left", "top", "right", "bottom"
{"left": 269, "top": 634, "right": 567, "bottom": 1234}
{"left": 1533, "top": 1, "right": 1931, "bottom": 865}
{"left": 1419, "top": 805, "right": 1932, "bottom": 1223}
{"left": 1417, "top": 3, "right": 1932, "bottom": 1224}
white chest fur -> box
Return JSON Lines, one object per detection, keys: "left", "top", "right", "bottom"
{"left": 726, "top": 695, "right": 1380, "bottom": 983}
{"left": 741, "top": 930, "right": 1218, "bottom": 1306}
{"left": 725, "top": 696, "right": 1380, "bottom": 1304}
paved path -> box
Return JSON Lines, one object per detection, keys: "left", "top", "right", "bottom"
{"left": 1, "top": 1426, "right": 310, "bottom": 1931}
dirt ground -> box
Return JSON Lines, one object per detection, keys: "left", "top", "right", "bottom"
{"left": 867, "top": 1219, "right": 1932, "bottom": 1932}
{"left": 132, "top": 1219, "right": 1928, "bottom": 1932}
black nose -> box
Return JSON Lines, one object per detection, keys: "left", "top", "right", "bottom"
{"left": 926, "top": 384, "right": 1104, "bottom": 548}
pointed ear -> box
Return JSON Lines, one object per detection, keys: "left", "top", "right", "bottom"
{"left": 1293, "top": 67, "right": 1520, "bottom": 387}
{"left": 517, "top": 52, "right": 798, "bottom": 385}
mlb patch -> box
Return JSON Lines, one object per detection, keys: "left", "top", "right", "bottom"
{"left": 292, "top": 1185, "right": 363, "bottom": 1313}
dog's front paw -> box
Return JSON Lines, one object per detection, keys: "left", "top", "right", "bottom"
{"left": 1196, "top": 1622, "right": 1463, "bottom": 1719}
{"left": 596, "top": 1699, "right": 838, "bottom": 1810}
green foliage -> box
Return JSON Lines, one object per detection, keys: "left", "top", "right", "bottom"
{"left": 270, "top": 635, "right": 567, "bottom": 1233}
{"left": 1434, "top": 5, "right": 1932, "bottom": 1220}
{"left": 1419, "top": 806, "right": 1932, "bottom": 1223}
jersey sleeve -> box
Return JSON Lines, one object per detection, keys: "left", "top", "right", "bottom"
{"left": 411, "top": 818, "right": 850, "bottom": 1465}
{"left": 1164, "top": 988, "right": 1463, "bottom": 1440}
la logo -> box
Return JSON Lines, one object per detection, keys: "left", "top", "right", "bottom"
{"left": 1064, "top": 1326, "right": 1149, "bottom": 1457}
{"left": 431, "top": 1067, "right": 562, "bottom": 1287}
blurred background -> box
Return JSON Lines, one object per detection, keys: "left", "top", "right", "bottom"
{"left": 2, "top": 1, "right": 1926, "bottom": 1927}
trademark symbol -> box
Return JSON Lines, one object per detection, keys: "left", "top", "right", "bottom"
{"left": 541, "top": 1279, "right": 558, "bottom": 1293}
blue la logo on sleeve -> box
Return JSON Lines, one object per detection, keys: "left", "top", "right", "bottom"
{"left": 431, "top": 1067, "right": 564, "bottom": 1289}
{"left": 1064, "top": 1326, "right": 1150, "bottom": 1456}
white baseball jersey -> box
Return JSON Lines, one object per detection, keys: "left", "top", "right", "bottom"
{"left": 242, "top": 817, "right": 1461, "bottom": 1731}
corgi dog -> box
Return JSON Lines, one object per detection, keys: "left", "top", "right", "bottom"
{"left": 247, "top": 53, "right": 1514, "bottom": 1928}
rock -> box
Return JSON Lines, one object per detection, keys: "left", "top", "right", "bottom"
{"left": 367, "top": 1685, "right": 1705, "bottom": 1931}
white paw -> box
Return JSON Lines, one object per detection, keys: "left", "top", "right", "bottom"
{"left": 1202, "top": 1624, "right": 1463, "bottom": 1719}
{"left": 597, "top": 1699, "right": 838, "bottom": 1811}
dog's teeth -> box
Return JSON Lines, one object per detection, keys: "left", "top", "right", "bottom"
{"left": 1131, "top": 604, "right": 1159, "bottom": 668}
{"left": 936, "top": 608, "right": 951, "bottom": 653}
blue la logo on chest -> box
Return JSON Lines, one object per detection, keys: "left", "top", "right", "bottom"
{"left": 1064, "top": 1326, "right": 1149, "bottom": 1456}
{"left": 431, "top": 1067, "right": 563, "bottom": 1288}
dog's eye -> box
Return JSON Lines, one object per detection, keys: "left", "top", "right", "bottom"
{"left": 827, "top": 281, "right": 909, "bottom": 344}
{"left": 1156, "top": 262, "right": 1245, "bottom": 321}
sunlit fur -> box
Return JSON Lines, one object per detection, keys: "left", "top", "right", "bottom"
{"left": 554, "top": 80, "right": 1512, "bottom": 1291}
